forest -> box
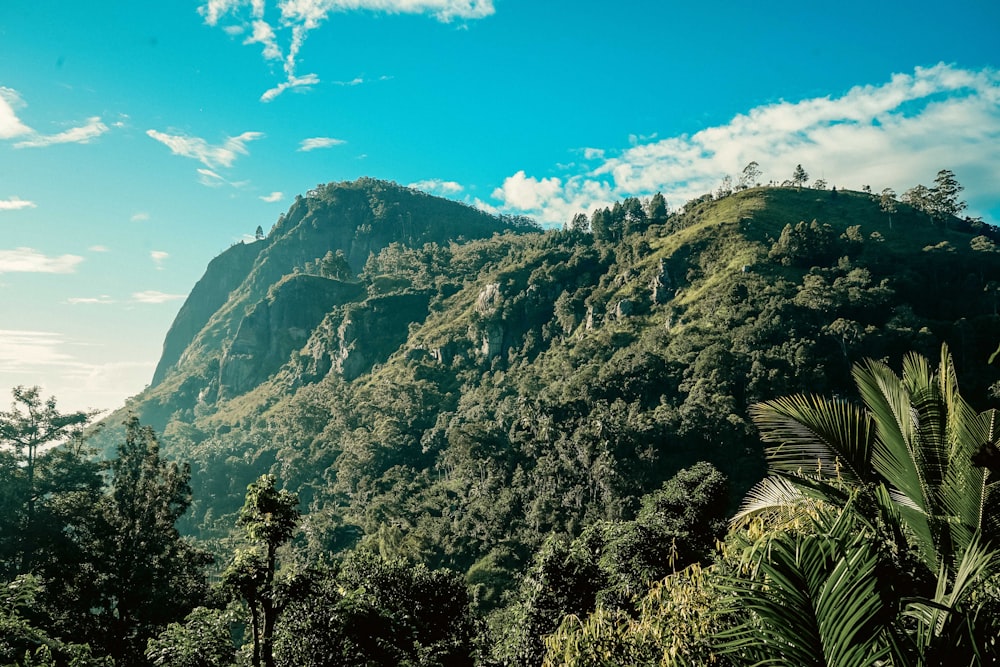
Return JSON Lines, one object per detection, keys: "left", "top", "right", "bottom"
{"left": 4, "top": 172, "right": 1000, "bottom": 666}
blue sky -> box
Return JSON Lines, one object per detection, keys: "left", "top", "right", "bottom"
{"left": 1, "top": 0, "right": 999, "bottom": 413}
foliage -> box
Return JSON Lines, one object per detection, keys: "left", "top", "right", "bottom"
{"left": 273, "top": 551, "right": 477, "bottom": 666}
{"left": 225, "top": 474, "right": 300, "bottom": 667}
{"left": 145, "top": 606, "right": 238, "bottom": 667}
{"left": 731, "top": 345, "right": 1000, "bottom": 664}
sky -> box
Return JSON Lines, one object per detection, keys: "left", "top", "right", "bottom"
{"left": 1, "top": 0, "right": 998, "bottom": 414}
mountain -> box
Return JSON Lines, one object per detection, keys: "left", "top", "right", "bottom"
{"left": 123, "top": 177, "right": 535, "bottom": 431}
{"left": 98, "top": 178, "right": 1000, "bottom": 587}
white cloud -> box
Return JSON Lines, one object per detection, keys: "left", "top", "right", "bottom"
{"left": 409, "top": 179, "right": 463, "bottom": 195}
{"left": 0, "top": 197, "right": 36, "bottom": 211}
{"left": 14, "top": 117, "right": 109, "bottom": 149}
{"left": 88, "top": 245, "right": 110, "bottom": 253}
{"left": 151, "top": 251, "right": 169, "bottom": 269}
{"left": 67, "top": 295, "right": 114, "bottom": 305}
{"left": 0, "top": 87, "right": 32, "bottom": 139}
{"left": 197, "top": 168, "right": 225, "bottom": 186}
{"left": 146, "top": 129, "right": 264, "bottom": 168}
{"left": 202, "top": 0, "right": 493, "bottom": 101}
{"left": 0, "top": 248, "right": 83, "bottom": 274}
{"left": 260, "top": 191, "right": 284, "bottom": 202}
{"left": 298, "top": 136, "right": 346, "bottom": 151}
{"left": 492, "top": 64, "right": 1000, "bottom": 225}
{"left": 130, "top": 212, "right": 150, "bottom": 222}
{"left": 131, "top": 290, "right": 185, "bottom": 304}
{"left": 260, "top": 72, "right": 320, "bottom": 102}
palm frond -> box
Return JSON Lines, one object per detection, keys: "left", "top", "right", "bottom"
{"left": 854, "top": 358, "right": 930, "bottom": 513}
{"left": 749, "top": 394, "right": 874, "bottom": 486}
{"left": 716, "top": 511, "right": 891, "bottom": 667}
{"left": 730, "top": 475, "right": 825, "bottom": 529}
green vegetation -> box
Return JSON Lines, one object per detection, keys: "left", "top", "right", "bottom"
{"left": 8, "top": 174, "right": 1000, "bottom": 664}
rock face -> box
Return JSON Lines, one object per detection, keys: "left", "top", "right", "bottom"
{"left": 112, "top": 177, "right": 540, "bottom": 434}
{"left": 148, "top": 178, "right": 530, "bottom": 397}
{"left": 152, "top": 241, "right": 264, "bottom": 385}
{"left": 218, "top": 275, "right": 365, "bottom": 398}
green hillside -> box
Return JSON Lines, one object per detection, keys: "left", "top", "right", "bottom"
{"left": 96, "top": 180, "right": 1000, "bottom": 575}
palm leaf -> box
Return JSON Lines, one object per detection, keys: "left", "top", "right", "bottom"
{"left": 730, "top": 475, "right": 840, "bottom": 529}
{"left": 717, "top": 510, "right": 891, "bottom": 667}
{"left": 854, "top": 355, "right": 939, "bottom": 570}
{"left": 749, "top": 394, "right": 874, "bottom": 486}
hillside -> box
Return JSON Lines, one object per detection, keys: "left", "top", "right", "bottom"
{"left": 99, "top": 180, "right": 1000, "bottom": 585}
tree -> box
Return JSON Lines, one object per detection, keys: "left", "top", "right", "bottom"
{"left": 0, "top": 386, "right": 94, "bottom": 574}
{"left": 255, "top": 225, "right": 264, "bottom": 241}
{"left": 716, "top": 175, "right": 734, "bottom": 198}
{"left": 879, "top": 188, "right": 897, "bottom": 228}
{"left": 791, "top": 164, "right": 809, "bottom": 188}
{"left": 146, "top": 606, "right": 238, "bottom": 667}
{"left": 590, "top": 207, "right": 611, "bottom": 242}
{"left": 738, "top": 161, "right": 762, "bottom": 190}
{"left": 646, "top": 192, "right": 668, "bottom": 225}
{"left": 719, "top": 509, "right": 895, "bottom": 666}
{"left": 567, "top": 212, "right": 589, "bottom": 233}
{"left": 622, "top": 197, "right": 648, "bottom": 235}
{"left": 228, "top": 475, "right": 299, "bottom": 667}
{"left": 931, "top": 169, "right": 967, "bottom": 218}
{"left": 813, "top": 178, "right": 827, "bottom": 190}
{"left": 274, "top": 553, "right": 476, "bottom": 666}
{"left": 88, "top": 417, "right": 212, "bottom": 666}
{"left": 318, "top": 249, "right": 351, "bottom": 280}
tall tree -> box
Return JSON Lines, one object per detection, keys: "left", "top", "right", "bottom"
{"left": 931, "top": 169, "right": 967, "bottom": 219}
{"left": 791, "top": 164, "right": 809, "bottom": 188}
{"left": 567, "top": 212, "right": 589, "bottom": 233}
{"left": 88, "top": 416, "right": 211, "bottom": 666}
{"left": 229, "top": 474, "right": 299, "bottom": 667}
{"left": 590, "top": 207, "right": 611, "bottom": 242}
{"left": 738, "top": 161, "right": 762, "bottom": 189}
{"left": 879, "top": 188, "right": 897, "bottom": 228}
{"left": 0, "top": 386, "right": 94, "bottom": 573}
{"left": 646, "top": 192, "right": 668, "bottom": 225}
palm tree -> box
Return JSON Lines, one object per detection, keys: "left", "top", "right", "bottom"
{"left": 725, "top": 345, "right": 1000, "bottom": 664}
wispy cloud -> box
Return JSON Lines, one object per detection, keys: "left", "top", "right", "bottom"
{"left": 67, "top": 295, "right": 115, "bottom": 305}
{"left": 0, "top": 197, "right": 36, "bottom": 211}
{"left": 146, "top": 129, "right": 264, "bottom": 168}
{"left": 130, "top": 212, "right": 150, "bottom": 222}
{"left": 299, "top": 136, "right": 346, "bottom": 151}
{"left": 201, "top": 0, "right": 494, "bottom": 101}
{"left": 0, "top": 87, "right": 32, "bottom": 139}
{"left": 0, "top": 329, "right": 152, "bottom": 412}
{"left": 260, "top": 191, "right": 284, "bottom": 202}
{"left": 14, "top": 117, "right": 109, "bottom": 148}
{"left": 131, "top": 290, "right": 185, "bottom": 304}
{"left": 409, "top": 179, "right": 463, "bottom": 196}
{"left": 0, "top": 329, "right": 75, "bottom": 371}
{"left": 492, "top": 64, "right": 1000, "bottom": 225}
{"left": 260, "top": 73, "right": 320, "bottom": 103}
{"left": 150, "top": 251, "right": 169, "bottom": 269}
{"left": 88, "top": 245, "right": 110, "bottom": 253}
{"left": 1, "top": 88, "right": 109, "bottom": 149}
{"left": 0, "top": 248, "right": 83, "bottom": 274}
